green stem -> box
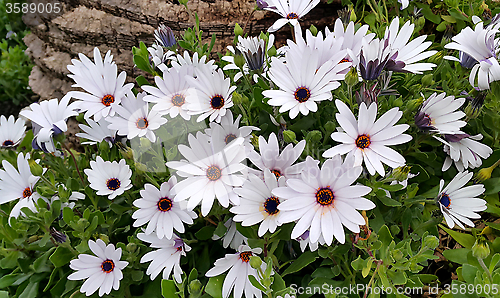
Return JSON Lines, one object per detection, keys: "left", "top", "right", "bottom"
{"left": 364, "top": 260, "right": 382, "bottom": 298}
{"left": 63, "top": 143, "right": 86, "bottom": 187}
{"left": 478, "top": 257, "right": 494, "bottom": 285}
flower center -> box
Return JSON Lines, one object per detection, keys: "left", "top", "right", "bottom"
{"left": 210, "top": 94, "right": 225, "bottom": 109}
{"left": 286, "top": 12, "right": 299, "bottom": 19}
{"left": 172, "top": 94, "right": 186, "bottom": 107}
{"left": 157, "top": 197, "right": 173, "bottom": 212}
{"left": 439, "top": 193, "right": 451, "bottom": 208}
{"left": 101, "top": 259, "right": 115, "bottom": 273}
{"left": 355, "top": 134, "right": 371, "bottom": 149}
{"left": 340, "top": 58, "right": 350, "bottom": 63}
{"left": 294, "top": 87, "right": 311, "bottom": 103}
{"left": 224, "top": 133, "right": 237, "bottom": 144}
{"left": 22, "top": 187, "right": 32, "bottom": 198}
{"left": 101, "top": 94, "right": 115, "bottom": 107}
{"left": 271, "top": 169, "right": 282, "bottom": 179}
{"left": 264, "top": 197, "right": 280, "bottom": 215}
{"left": 2, "top": 140, "right": 14, "bottom": 147}
{"left": 239, "top": 251, "right": 252, "bottom": 263}
{"left": 136, "top": 117, "right": 149, "bottom": 129}
{"left": 206, "top": 165, "right": 222, "bottom": 181}
{"left": 106, "top": 178, "right": 121, "bottom": 191}
{"left": 316, "top": 187, "right": 334, "bottom": 206}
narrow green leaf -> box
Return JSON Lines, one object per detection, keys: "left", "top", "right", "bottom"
{"left": 440, "top": 225, "right": 475, "bottom": 249}
{"left": 282, "top": 251, "right": 318, "bottom": 276}
{"left": 248, "top": 275, "right": 265, "bottom": 292}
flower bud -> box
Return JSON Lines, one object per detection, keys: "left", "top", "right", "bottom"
{"left": 155, "top": 24, "right": 177, "bottom": 48}
{"left": 472, "top": 238, "right": 490, "bottom": 259}
{"left": 249, "top": 256, "right": 263, "bottom": 269}
{"left": 306, "top": 130, "right": 322, "bottom": 144}
{"left": 428, "top": 51, "right": 444, "bottom": 64}
{"left": 234, "top": 23, "right": 244, "bottom": 38}
{"left": 251, "top": 133, "right": 259, "bottom": 148}
{"left": 232, "top": 92, "right": 243, "bottom": 105}
{"left": 391, "top": 165, "right": 411, "bottom": 182}
{"left": 140, "top": 137, "right": 152, "bottom": 149}
{"left": 29, "top": 159, "right": 44, "bottom": 177}
{"left": 188, "top": 280, "right": 203, "bottom": 297}
{"left": 421, "top": 74, "right": 434, "bottom": 87}
{"left": 406, "top": 98, "right": 423, "bottom": 112}
{"left": 345, "top": 67, "right": 359, "bottom": 88}
{"left": 282, "top": 130, "right": 296, "bottom": 143}
{"left": 99, "top": 140, "right": 110, "bottom": 153}
{"left": 99, "top": 234, "right": 110, "bottom": 244}
{"left": 309, "top": 25, "right": 318, "bottom": 37}
{"left": 234, "top": 50, "right": 246, "bottom": 69}
{"left": 324, "top": 121, "right": 336, "bottom": 134}
{"left": 475, "top": 166, "right": 494, "bottom": 182}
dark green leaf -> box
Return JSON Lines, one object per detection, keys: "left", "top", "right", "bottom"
{"left": 282, "top": 251, "right": 318, "bottom": 276}
{"left": 50, "top": 247, "right": 74, "bottom": 267}
{"left": 195, "top": 226, "right": 216, "bottom": 241}
{"left": 440, "top": 225, "right": 475, "bottom": 249}
{"left": 248, "top": 275, "right": 265, "bottom": 292}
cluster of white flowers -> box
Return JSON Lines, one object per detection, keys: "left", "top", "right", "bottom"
{"left": 0, "top": 4, "right": 494, "bottom": 297}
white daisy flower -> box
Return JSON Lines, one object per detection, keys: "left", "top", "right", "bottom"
{"left": 248, "top": 132, "right": 308, "bottom": 180}
{"left": 0, "top": 152, "right": 43, "bottom": 219}
{"left": 107, "top": 92, "right": 167, "bottom": 142}
{"left": 142, "top": 64, "right": 194, "bottom": 120}
{"left": 67, "top": 47, "right": 134, "bottom": 121}
{"left": 171, "top": 50, "right": 217, "bottom": 75}
{"left": 438, "top": 134, "right": 493, "bottom": 172}
{"left": 437, "top": 171, "right": 486, "bottom": 229}
{"left": 20, "top": 94, "right": 79, "bottom": 153}
{"left": 264, "top": 0, "right": 320, "bottom": 32}
{"left": 137, "top": 232, "right": 191, "bottom": 282}
{"left": 185, "top": 68, "right": 236, "bottom": 123}
{"left": 414, "top": 92, "right": 467, "bottom": 134}
{"left": 273, "top": 155, "right": 374, "bottom": 245}
{"left": 328, "top": 19, "right": 375, "bottom": 66}
{"left": 0, "top": 115, "right": 26, "bottom": 148}
{"left": 132, "top": 177, "right": 197, "bottom": 239}
{"left": 263, "top": 46, "right": 350, "bottom": 119}
{"left": 384, "top": 17, "right": 437, "bottom": 74}
{"left": 295, "top": 230, "right": 325, "bottom": 252}
{"left": 212, "top": 218, "right": 248, "bottom": 250}
{"left": 231, "top": 169, "right": 286, "bottom": 237}
{"left": 323, "top": 100, "right": 412, "bottom": 176}
{"left": 205, "top": 245, "right": 266, "bottom": 298}
{"left": 147, "top": 43, "right": 175, "bottom": 73}
{"left": 68, "top": 239, "right": 128, "bottom": 297}
{"left": 445, "top": 22, "right": 500, "bottom": 90}
{"left": 205, "top": 110, "right": 259, "bottom": 153}
{"left": 84, "top": 157, "right": 133, "bottom": 200}
{"left": 166, "top": 132, "right": 247, "bottom": 216}
{"left": 76, "top": 118, "right": 117, "bottom": 146}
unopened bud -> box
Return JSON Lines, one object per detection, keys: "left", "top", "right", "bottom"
{"left": 249, "top": 256, "right": 263, "bottom": 269}
{"left": 126, "top": 243, "right": 137, "bottom": 253}
{"left": 29, "top": 159, "right": 44, "bottom": 177}
{"left": 324, "top": 121, "right": 336, "bottom": 134}
{"left": 428, "top": 51, "right": 444, "bottom": 64}
{"left": 345, "top": 67, "right": 359, "bottom": 87}
{"left": 282, "top": 130, "right": 296, "bottom": 143}
{"left": 99, "top": 234, "right": 110, "bottom": 244}
{"left": 251, "top": 133, "right": 259, "bottom": 148}
{"left": 407, "top": 98, "right": 423, "bottom": 112}
{"left": 234, "top": 23, "right": 244, "bottom": 38}
{"left": 306, "top": 130, "right": 322, "bottom": 144}
{"left": 472, "top": 238, "right": 490, "bottom": 259}
{"left": 421, "top": 74, "right": 434, "bottom": 87}
{"left": 234, "top": 51, "right": 246, "bottom": 69}
{"left": 232, "top": 92, "right": 243, "bottom": 105}
{"left": 392, "top": 165, "right": 411, "bottom": 182}
{"left": 188, "top": 279, "right": 203, "bottom": 297}
{"left": 140, "top": 137, "right": 152, "bottom": 149}
{"left": 309, "top": 25, "right": 318, "bottom": 37}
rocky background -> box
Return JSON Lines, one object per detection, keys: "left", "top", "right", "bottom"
{"left": 22, "top": 0, "right": 342, "bottom": 101}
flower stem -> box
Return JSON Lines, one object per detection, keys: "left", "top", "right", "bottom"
{"left": 62, "top": 143, "right": 86, "bottom": 187}
{"left": 364, "top": 260, "right": 382, "bottom": 298}
{"left": 478, "top": 257, "right": 494, "bottom": 284}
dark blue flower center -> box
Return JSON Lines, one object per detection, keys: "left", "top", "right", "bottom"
{"left": 316, "top": 187, "right": 334, "bottom": 206}
{"left": 101, "top": 259, "right": 115, "bottom": 273}
{"left": 286, "top": 12, "right": 299, "bottom": 19}
{"left": 294, "top": 87, "right": 311, "bottom": 103}
{"left": 2, "top": 140, "right": 14, "bottom": 147}
{"left": 210, "top": 95, "right": 225, "bottom": 109}
{"left": 158, "top": 197, "right": 173, "bottom": 212}
{"left": 440, "top": 193, "right": 451, "bottom": 208}
{"left": 101, "top": 94, "right": 115, "bottom": 107}
{"left": 106, "top": 178, "right": 121, "bottom": 191}
{"left": 356, "top": 134, "right": 371, "bottom": 149}
{"left": 264, "top": 197, "right": 280, "bottom": 215}
{"left": 206, "top": 165, "right": 222, "bottom": 181}
{"left": 224, "top": 134, "right": 237, "bottom": 144}
{"left": 172, "top": 94, "right": 186, "bottom": 107}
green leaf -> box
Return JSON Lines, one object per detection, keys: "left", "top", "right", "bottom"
{"left": 248, "top": 275, "right": 265, "bottom": 292}
{"left": 490, "top": 253, "right": 500, "bottom": 272}
{"left": 378, "top": 225, "right": 393, "bottom": 246}
{"left": 0, "top": 291, "right": 8, "bottom": 298}
{"left": 377, "top": 194, "right": 402, "bottom": 207}
{"left": 0, "top": 274, "right": 23, "bottom": 288}
{"left": 380, "top": 184, "right": 405, "bottom": 192}
{"left": 388, "top": 269, "right": 407, "bottom": 285}
{"left": 271, "top": 273, "right": 286, "bottom": 292}
{"left": 448, "top": 8, "right": 468, "bottom": 21}
{"left": 282, "top": 251, "right": 318, "bottom": 276}
{"left": 136, "top": 75, "right": 151, "bottom": 87}
{"left": 362, "top": 258, "right": 373, "bottom": 278}
{"left": 18, "top": 282, "right": 39, "bottom": 298}
{"left": 442, "top": 248, "right": 470, "bottom": 264}
{"left": 441, "top": 15, "right": 456, "bottom": 23}
{"left": 416, "top": 3, "right": 441, "bottom": 24}
{"left": 195, "top": 226, "right": 216, "bottom": 240}
{"left": 205, "top": 275, "right": 225, "bottom": 298}
{"left": 161, "top": 279, "right": 177, "bottom": 298}
{"left": 461, "top": 264, "right": 478, "bottom": 284}
{"left": 484, "top": 178, "right": 500, "bottom": 195}
{"left": 440, "top": 225, "right": 475, "bottom": 249}
{"left": 133, "top": 55, "right": 154, "bottom": 74}
{"left": 50, "top": 247, "right": 74, "bottom": 267}
{"left": 188, "top": 268, "right": 198, "bottom": 284}
{"left": 34, "top": 247, "right": 55, "bottom": 273}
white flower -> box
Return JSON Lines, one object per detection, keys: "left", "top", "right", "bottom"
{"left": 248, "top": 132, "right": 308, "bottom": 180}
{"left": 264, "top": 0, "right": 320, "bottom": 32}
{"left": 273, "top": 155, "right": 374, "bottom": 244}
{"left": 415, "top": 92, "right": 466, "bottom": 134}
{"left": 205, "top": 110, "right": 259, "bottom": 153}
{"left": 295, "top": 230, "right": 325, "bottom": 252}
{"left": 68, "top": 239, "right": 128, "bottom": 297}
{"left": 206, "top": 245, "right": 266, "bottom": 298}
{"left": 212, "top": 218, "right": 248, "bottom": 250}
{"left": 323, "top": 100, "right": 412, "bottom": 176}
{"left": 76, "top": 118, "right": 117, "bottom": 146}
{"left": 384, "top": 17, "right": 437, "bottom": 74}
{"left": 67, "top": 47, "right": 134, "bottom": 121}
{"left": 398, "top": 0, "right": 409, "bottom": 9}
{"left": 142, "top": 64, "right": 194, "bottom": 120}
{"left": 263, "top": 46, "right": 350, "bottom": 119}
{"left": 132, "top": 177, "right": 197, "bottom": 239}
{"left": 437, "top": 171, "right": 486, "bottom": 229}
{"left": 231, "top": 169, "right": 286, "bottom": 237}
{"left": 171, "top": 51, "right": 217, "bottom": 75}
{"left": 137, "top": 232, "right": 191, "bottom": 282}
{"left": 185, "top": 68, "right": 236, "bottom": 123}
{"left": 20, "top": 94, "right": 79, "bottom": 153}
{"left": 147, "top": 43, "right": 175, "bottom": 72}
{"left": 0, "top": 115, "right": 26, "bottom": 148}
{"left": 328, "top": 19, "right": 375, "bottom": 65}
{"left": 438, "top": 134, "right": 493, "bottom": 172}
{"left": 0, "top": 152, "right": 43, "bottom": 219}
{"left": 84, "top": 157, "right": 132, "bottom": 200}
{"left": 445, "top": 22, "right": 500, "bottom": 90}
{"left": 107, "top": 92, "right": 167, "bottom": 142}
{"left": 166, "top": 132, "right": 247, "bottom": 216}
